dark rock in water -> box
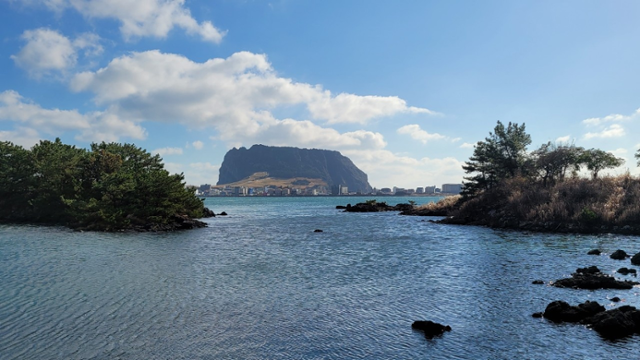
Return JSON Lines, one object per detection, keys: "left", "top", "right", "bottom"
{"left": 540, "top": 301, "right": 640, "bottom": 340}
{"left": 532, "top": 280, "right": 544, "bottom": 285}
{"left": 411, "top": 320, "right": 451, "bottom": 339}
{"left": 532, "top": 312, "right": 543, "bottom": 318}
{"left": 314, "top": 229, "right": 323, "bottom": 232}
{"left": 543, "top": 300, "right": 605, "bottom": 323}
{"left": 586, "top": 306, "right": 640, "bottom": 340}
{"left": 219, "top": 211, "right": 228, "bottom": 216}
{"left": 631, "top": 252, "right": 640, "bottom": 266}
{"left": 610, "top": 249, "right": 628, "bottom": 260}
{"left": 553, "top": 267, "right": 638, "bottom": 290}
{"left": 617, "top": 268, "right": 637, "bottom": 275}
{"left": 611, "top": 297, "right": 621, "bottom": 303}
{"left": 202, "top": 207, "right": 216, "bottom": 218}
{"left": 587, "top": 249, "right": 601, "bottom": 255}
{"left": 336, "top": 205, "right": 347, "bottom": 209}
{"left": 576, "top": 266, "right": 600, "bottom": 275}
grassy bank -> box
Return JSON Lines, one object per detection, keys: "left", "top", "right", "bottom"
{"left": 437, "top": 175, "right": 640, "bottom": 235}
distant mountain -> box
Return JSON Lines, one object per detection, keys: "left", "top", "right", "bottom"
{"left": 217, "top": 145, "right": 372, "bottom": 193}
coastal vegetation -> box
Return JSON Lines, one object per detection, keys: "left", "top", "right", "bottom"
{"left": 0, "top": 139, "right": 208, "bottom": 231}
{"left": 437, "top": 121, "right": 640, "bottom": 234}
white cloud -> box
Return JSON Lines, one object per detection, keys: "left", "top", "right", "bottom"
{"left": 582, "top": 113, "right": 634, "bottom": 126}
{"left": 26, "top": 0, "right": 225, "bottom": 43}
{"left": 0, "top": 90, "right": 146, "bottom": 142}
{"left": 556, "top": 135, "right": 571, "bottom": 143}
{"left": 583, "top": 124, "right": 625, "bottom": 140}
{"left": 11, "top": 28, "right": 102, "bottom": 78}
{"left": 192, "top": 140, "right": 204, "bottom": 149}
{"left": 397, "top": 124, "right": 447, "bottom": 144}
{"left": 343, "top": 149, "right": 465, "bottom": 188}
{"left": 460, "top": 142, "right": 475, "bottom": 149}
{"left": 152, "top": 147, "right": 183, "bottom": 156}
{"left": 308, "top": 93, "right": 435, "bottom": 124}
{"left": 69, "top": 50, "right": 434, "bottom": 146}
{"left": 184, "top": 162, "right": 220, "bottom": 185}
{"left": 0, "top": 127, "right": 42, "bottom": 148}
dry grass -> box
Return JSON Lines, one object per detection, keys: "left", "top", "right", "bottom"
{"left": 215, "top": 172, "right": 328, "bottom": 189}
{"left": 453, "top": 175, "right": 640, "bottom": 228}
{"left": 416, "top": 195, "right": 462, "bottom": 212}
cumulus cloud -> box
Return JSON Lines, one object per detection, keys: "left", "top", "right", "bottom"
{"left": 152, "top": 147, "right": 183, "bottom": 156}
{"left": 70, "top": 50, "right": 434, "bottom": 147}
{"left": 0, "top": 127, "right": 42, "bottom": 148}
{"left": 397, "top": 124, "right": 448, "bottom": 144}
{"left": 582, "top": 110, "right": 638, "bottom": 126}
{"left": 24, "top": 0, "right": 225, "bottom": 43}
{"left": 192, "top": 140, "right": 204, "bottom": 149}
{"left": 0, "top": 90, "right": 146, "bottom": 142}
{"left": 11, "top": 28, "right": 102, "bottom": 78}
{"left": 556, "top": 135, "right": 571, "bottom": 143}
{"left": 583, "top": 124, "right": 625, "bottom": 140}
{"left": 460, "top": 142, "right": 475, "bottom": 149}
{"left": 342, "top": 149, "right": 465, "bottom": 188}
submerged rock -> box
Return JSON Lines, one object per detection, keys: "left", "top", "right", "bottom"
{"left": 411, "top": 320, "right": 452, "bottom": 339}
{"left": 314, "top": 229, "right": 323, "bottom": 233}
{"left": 587, "top": 249, "right": 601, "bottom": 255}
{"left": 631, "top": 252, "right": 640, "bottom": 266}
{"left": 532, "top": 280, "right": 544, "bottom": 285}
{"left": 543, "top": 300, "right": 605, "bottom": 323}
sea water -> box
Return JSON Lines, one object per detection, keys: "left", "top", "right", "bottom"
{"left": 1, "top": 196, "right": 640, "bottom": 359}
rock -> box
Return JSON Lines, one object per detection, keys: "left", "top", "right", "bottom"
{"left": 586, "top": 306, "right": 640, "bottom": 340}
{"left": 202, "top": 207, "right": 216, "bottom": 218}
{"left": 532, "top": 280, "right": 544, "bottom": 285}
{"left": 576, "top": 266, "right": 600, "bottom": 275}
{"left": 218, "top": 211, "right": 228, "bottom": 216}
{"left": 543, "top": 300, "right": 605, "bottom": 323}
{"left": 314, "top": 229, "right": 323, "bottom": 232}
{"left": 610, "top": 249, "right": 628, "bottom": 260}
{"left": 631, "top": 252, "right": 640, "bottom": 266}
{"left": 587, "top": 249, "right": 601, "bottom": 255}
{"left": 553, "top": 267, "right": 638, "bottom": 290}
{"left": 336, "top": 205, "right": 347, "bottom": 209}
{"left": 411, "top": 320, "right": 452, "bottom": 339}
{"left": 532, "top": 312, "right": 543, "bottom": 318}
{"left": 611, "top": 297, "right": 621, "bottom": 303}
{"left": 617, "top": 268, "right": 637, "bottom": 275}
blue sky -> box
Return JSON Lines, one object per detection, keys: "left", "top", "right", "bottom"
{"left": 1, "top": 0, "right": 639, "bottom": 188}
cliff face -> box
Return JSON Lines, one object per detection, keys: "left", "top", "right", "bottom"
{"left": 217, "top": 145, "right": 372, "bottom": 193}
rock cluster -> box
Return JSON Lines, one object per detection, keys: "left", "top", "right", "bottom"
{"left": 342, "top": 202, "right": 413, "bottom": 213}
{"left": 552, "top": 266, "right": 638, "bottom": 290}
{"left": 539, "top": 300, "right": 640, "bottom": 340}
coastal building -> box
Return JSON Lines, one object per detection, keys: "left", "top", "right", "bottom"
{"left": 416, "top": 187, "right": 424, "bottom": 194}
{"left": 442, "top": 184, "right": 463, "bottom": 194}
{"left": 424, "top": 186, "right": 436, "bottom": 194}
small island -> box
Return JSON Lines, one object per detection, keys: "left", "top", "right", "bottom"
{"left": 0, "top": 139, "right": 211, "bottom": 232}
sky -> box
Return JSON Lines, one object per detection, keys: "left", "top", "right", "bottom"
{"left": 1, "top": 0, "right": 639, "bottom": 189}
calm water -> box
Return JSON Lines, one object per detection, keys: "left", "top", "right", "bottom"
{"left": 2, "top": 196, "right": 640, "bottom": 359}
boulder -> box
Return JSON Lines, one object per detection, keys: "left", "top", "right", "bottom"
{"left": 617, "top": 268, "right": 637, "bottom": 275}
{"left": 532, "top": 280, "right": 544, "bottom": 285}
{"left": 631, "top": 252, "right": 640, "bottom": 266}
{"left": 314, "top": 229, "right": 323, "bottom": 233}
{"left": 553, "top": 267, "right": 638, "bottom": 290}
{"left": 411, "top": 320, "right": 452, "bottom": 339}
{"left": 586, "top": 306, "right": 640, "bottom": 340}
{"left": 611, "top": 297, "right": 621, "bottom": 303}
{"left": 587, "top": 249, "right": 601, "bottom": 255}
{"left": 218, "top": 211, "right": 228, "bottom": 216}
{"left": 202, "top": 207, "right": 216, "bottom": 218}
{"left": 610, "top": 249, "right": 628, "bottom": 260}
{"left": 543, "top": 300, "right": 605, "bottom": 323}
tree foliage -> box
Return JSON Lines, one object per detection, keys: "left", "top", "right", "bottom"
{"left": 462, "top": 121, "right": 531, "bottom": 196}
{"left": 532, "top": 142, "right": 583, "bottom": 186}
{"left": 0, "top": 139, "right": 205, "bottom": 231}
{"left": 580, "top": 148, "right": 624, "bottom": 179}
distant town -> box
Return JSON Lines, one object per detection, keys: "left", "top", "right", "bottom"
{"left": 193, "top": 183, "right": 463, "bottom": 197}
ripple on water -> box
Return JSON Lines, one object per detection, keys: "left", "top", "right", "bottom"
{"left": 1, "top": 197, "right": 640, "bottom": 359}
